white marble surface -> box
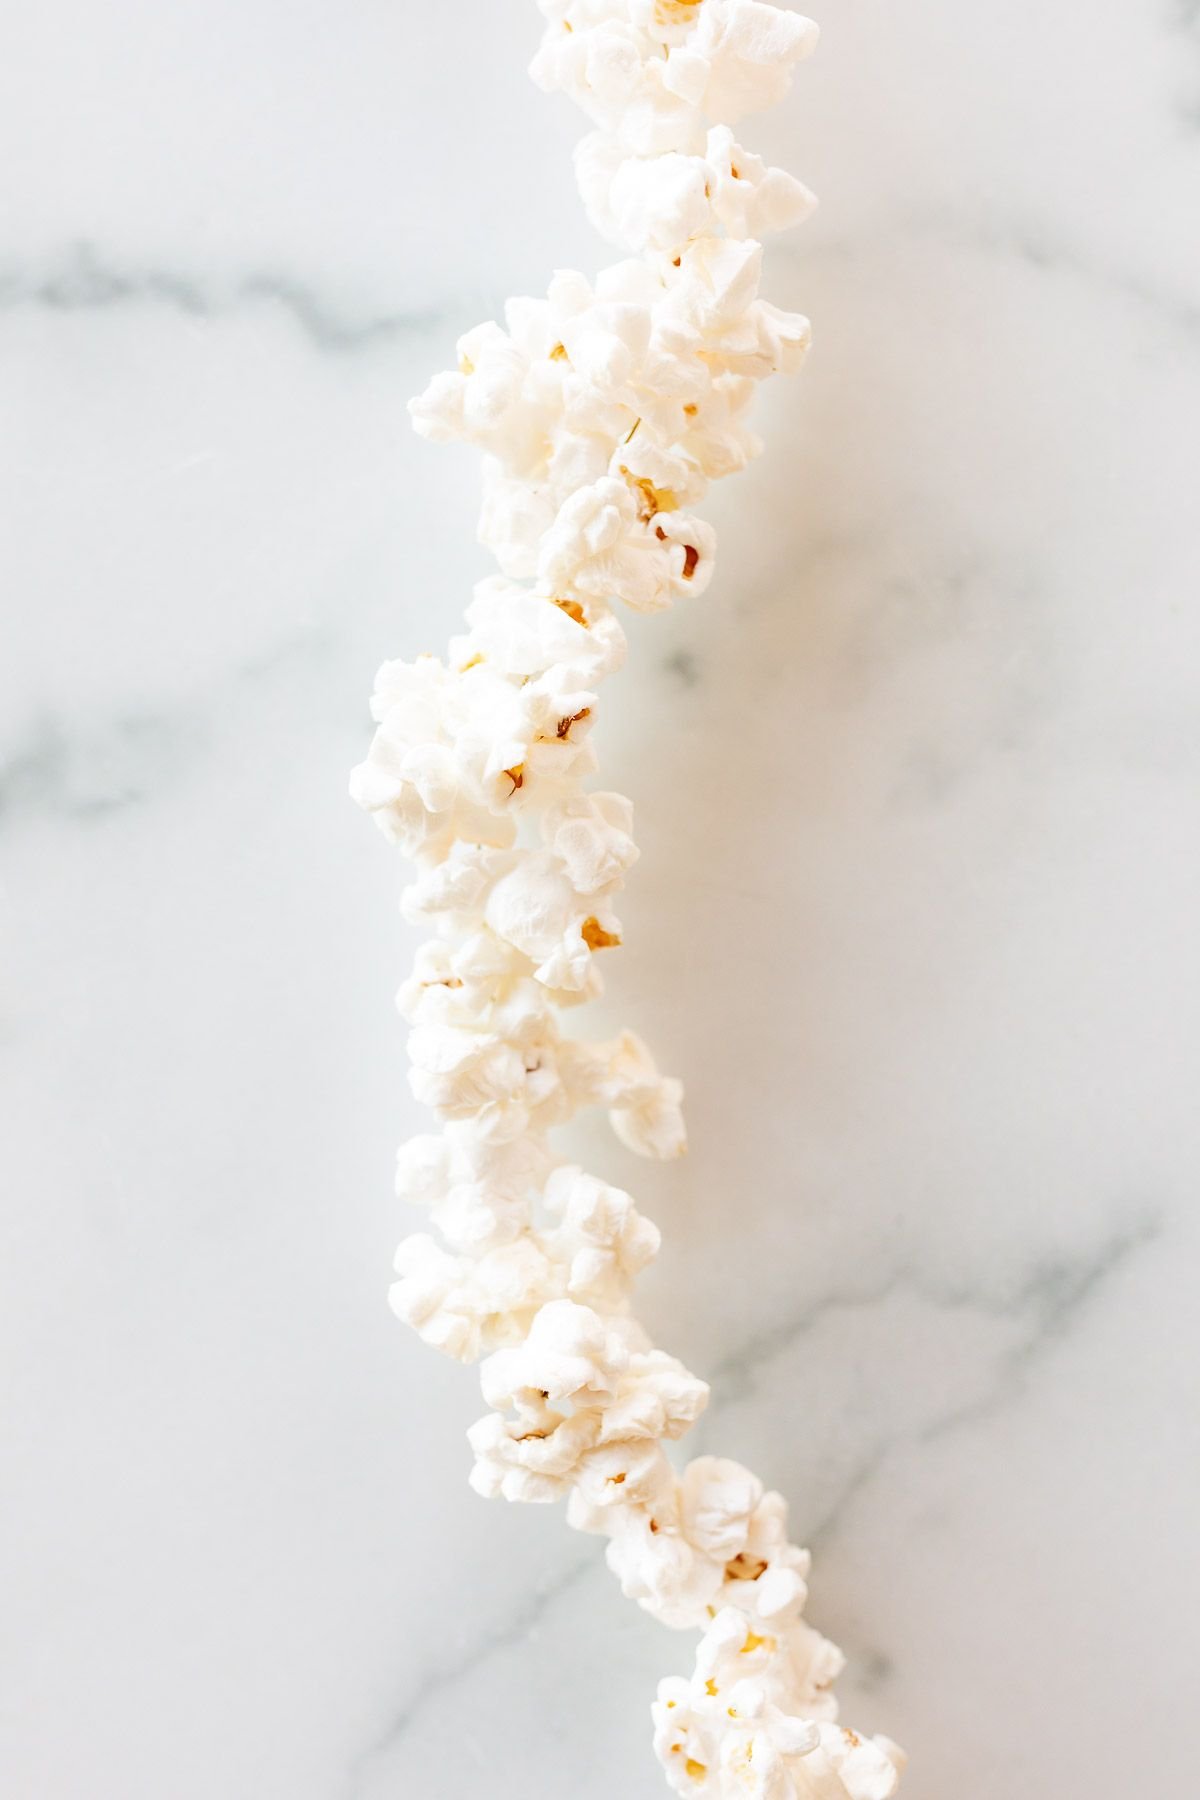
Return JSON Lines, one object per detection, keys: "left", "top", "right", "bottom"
{"left": 3, "top": 2, "right": 1198, "bottom": 1794}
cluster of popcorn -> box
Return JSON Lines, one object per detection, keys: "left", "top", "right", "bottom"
{"left": 353, "top": 4, "right": 904, "bottom": 1795}
{"left": 653, "top": 1609, "right": 904, "bottom": 1800}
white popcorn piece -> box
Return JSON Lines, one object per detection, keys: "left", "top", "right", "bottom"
{"left": 571, "top": 1485, "right": 726, "bottom": 1626}
{"left": 690, "top": 1, "right": 820, "bottom": 126}
{"left": 389, "top": 1231, "right": 555, "bottom": 1362}
{"left": 567, "top": 1454, "right": 811, "bottom": 1632}
{"left": 542, "top": 791, "right": 639, "bottom": 893}
{"left": 401, "top": 843, "right": 512, "bottom": 934}
{"left": 804, "top": 1725, "right": 906, "bottom": 1800}
{"left": 702, "top": 125, "right": 818, "bottom": 241}
{"left": 617, "top": 432, "right": 709, "bottom": 504}
{"left": 715, "top": 1617, "right": 847, "bottom": 1754}
{"left": 605, "top": 1029, "right": 688, "bottom": 1158}
{"left": 406, "top": 1016, "right": 574, "bottom": 1144}
{"left": 531, "top": 18, "right": 700, "bottom": 158}
{"left": 679, "top": 1455, "right": 764, "bottom": 1560}
{"left": 355, "top": 6, "right": 904, "bottom": 1795}
{"left": 577, "top": 124, "right": 816, "bottom": 255}
{"left": 394, "top": 1128, "right": 551, "bottom": 1252}
{"left": 470, "top": 1300, "right": 706, "bottom": 1503}
{"left": 467, "top": 1399, "right": 602, "bottom": 1504}
{"left": 678, "top": 371, "right": 763, "bottom": 479}
{"left": 597, "top": 1344, "right": 710, "bottom": 1444}
{"left": 551, "top": 1026, "right": 687, "bottom": 1159}
{"left": 542, "top": 1163, "right": 661, "bottom": 1310}
{"left": 409, "top": 320, "right": 533, "bottom": 457}
{"left": 531, "top": 1, "right": 819, "bottom": 153}
{"left": 539, "top": 474, "right": 713, "bottom": 614}
{"left": 577, "top": 136, "right": 714, "bottom": 254}
{"left": 459, "top": 579, "right": 627, "bottom": 680}
{"left": 717, "top": 1489, "right": 811, "bottom": 1624}
{"left": 478, "top": 465, "right": 559, "bottom": 578}
{"left": 484, "top": 849, "right": 623, "bottom": 991}
{"left": 480, "top": 1297, "right": 629, "bottom": 1413}
{"left": 654, "top": 1672, "right": 821, "bottom": 1799}
{"left": 349, "top": 658, "right": 517, "bottom": 860}
{"left": 718, "top": 1692, "right": 822, "bottom": 1797}
{"left": 653, "top": 1611, "right": 899, "bottom": 1799}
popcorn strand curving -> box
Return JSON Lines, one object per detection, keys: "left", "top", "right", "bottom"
{"left": 353, "top": 4, "right": 905, "bottom": 1794}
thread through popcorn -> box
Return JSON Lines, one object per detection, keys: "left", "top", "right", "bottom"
{"left": 352, "top": 4, "right": 906, "bottom": 1793}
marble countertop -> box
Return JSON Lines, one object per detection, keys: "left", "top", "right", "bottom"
{"left": 3, "top": 2, "right": 1198, "bottom": 1795}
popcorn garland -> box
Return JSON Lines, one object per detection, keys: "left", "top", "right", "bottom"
{"left": 352, "top": 4, "right": 905, "bottom": 1794}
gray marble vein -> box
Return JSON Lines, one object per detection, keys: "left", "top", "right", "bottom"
{"left": 0, "top": 630, "right": 333, "bottom": 831}
{"left": 778, "top": 210, "right": 1200, "bottom": 343}
{"left": 347, "top": 1553, "right": 597, "bottom": 1796}
{"left": 0, "top": 708, "right": 198, "bottom": 825}
{"left": 0, "top": 244, "right": 444, "bottom": 353}
{"left": 708, "top": 1213, "right": 1163, "bottom": 1417}
{"left": 809, "top": 1216, "right": 1165, "bottom": 1549}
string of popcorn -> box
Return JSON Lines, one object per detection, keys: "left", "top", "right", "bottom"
{"left": 352, "top": 5, "right": 905, "bottom": 1793}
